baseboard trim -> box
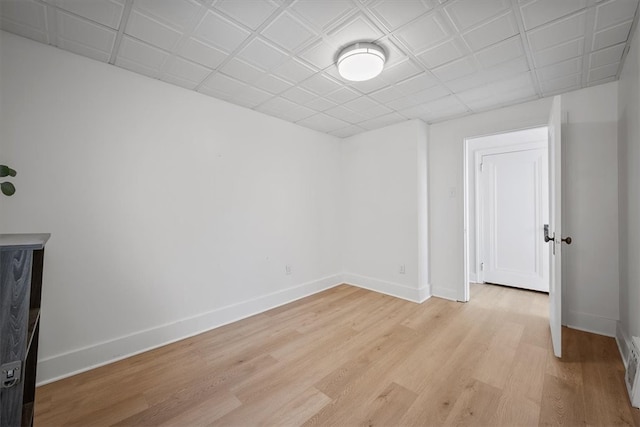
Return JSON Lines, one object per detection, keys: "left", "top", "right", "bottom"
{"left": 565, "top": 310, "right": 617, "bottom": 337}
{"left": 37, "top": 274, "right": 343, "bottom": 386}
{"left": 616, "top": 321, "right": 631, "bottom": 368}
{"left": 342, "top": 273, "right": 430, "bottom": 303}
{"left": 431, "top": 285, "right": 460, "bottom": 302}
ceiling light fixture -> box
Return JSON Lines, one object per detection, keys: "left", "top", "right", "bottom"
{"left": 337, "top": 42, "right": 386, "bottom": 82}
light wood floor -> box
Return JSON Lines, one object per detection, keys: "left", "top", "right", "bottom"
{"left": 35, "top": 283, "right": 639, "bottom": 426}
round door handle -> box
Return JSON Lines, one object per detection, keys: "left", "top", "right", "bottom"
{"left": 562, "top": 236, "right": 572, "bottom": 244}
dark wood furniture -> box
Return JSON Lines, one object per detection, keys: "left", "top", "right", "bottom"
{"left": 0, "top": 234, "right": 49, "bottom": 427}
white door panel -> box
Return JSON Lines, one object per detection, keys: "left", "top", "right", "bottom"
{"left": 480, "top": 147, "right": 549, "bottom": 292}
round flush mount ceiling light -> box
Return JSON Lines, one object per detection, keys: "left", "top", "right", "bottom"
{"left": 337, "top": 42, "right": 386, "bottom": 82}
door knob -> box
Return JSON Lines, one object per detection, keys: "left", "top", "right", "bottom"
{"left": 561, "top": 236, "right": 572, "bottom": 244}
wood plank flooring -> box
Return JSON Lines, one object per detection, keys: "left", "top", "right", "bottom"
{"left": 35, "top": 283, "right": 640, "bottom": 426}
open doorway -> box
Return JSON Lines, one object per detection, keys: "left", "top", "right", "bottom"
{"left": 463, "top": 126, "right": 550, "bottom": 301}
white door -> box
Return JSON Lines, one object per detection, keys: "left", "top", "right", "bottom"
{"left": 480, "top": 147, "right": 549, "bottom": 292}
{"left": 548, "top": 95, "right": 564, "bottom": 358}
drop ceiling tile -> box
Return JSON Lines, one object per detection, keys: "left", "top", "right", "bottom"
{"left": 257, "top": 96, "right": 299, "bottom": 113}
{"left": 422, "top": 94, "right": 469, "bottom": 115}
{"left": 262, "top": 11, "right": 316, "bottom": 52}
{"left": 588, "top": 61, "right": 619, "bottom": 81}
{"left": 592, "top": 20, "right": 633, "bottom": 49}
{"left": 220, "top": 58, "right": 266, "bottom": 84}
{"left": 369, "top": 0, "right": 432, "bottom": 31}
{"left": 0, "top": 0, "right": 49, "bottom": 43}
{"left": 474, "top": 36, "right": 524, "bottom": 68}
{"left": 237, "top": 38, "right": 289, "bottom": 71}
{"left": 271, "top": 58, "right": 317, "bottom": 83}
{"left": 166, "top": 56, "right": 211, "bottom": 83}
{"left": 540, "top": 73, "right": 581, "bottom": 93}
{"left": 327, "top": 13, "right": 384, "bottom": 48}
{"left": 411, "top": 84, "right": 451, "bottom": 103}
{"left": 117, "top": 35, "right": 169, "bottom": 77}
{"left": 253, "top": 73, "right": 294, "bottom": 94}
{"left": 45, "top": 0, "right": 124, "bottom": 29}
{"left": 300, "top": 73, "right": 343, "bottom": 95}
{"left": 296, "top": 113, "right": 351, "bottom": 133}
{"left": 347, "top": 76, "right": 390, "bottom": 93}
{"left": 357, "top": 112, "right": 406, "bottom": 130}
{"left": 298, "top": 38, "right": 338, "bottom": 70}
{"left": 395, "top": 72, "right": 438, "bottom": 94}
{"left": 194, "top": 9, "right": 250, "bottom": 53}
{"left": 279, "top": 105, "right": 317, "bottom": 122}
{"left": 126, "top": 9, "right": 182, "bottom": 51}
{"left": 444, "top": 0, "right": 510, "bottom": 30}
{"left": 527, "top": 12, "right": 587, "bottom": 51}
{"left": 520, "top": 0, "right": 588, "bottom": 30}
{"left": 199, "top": 73, "right": 246, "bottom": 97}
{"left": 369, "top": 86, "right": 406, "bottom": 103}
{"left": 394, "top": 11, "right": 453, "bottom": 53}
{"left": 343, "top": 96, "right": 392, "bottom": 117}
{"left": 213, "top": 0, "right": 278, "bottom": 30}
{"left": 386, "top": 95, "right": 423, "bottom": 110}
{"left": 235, "top": 85, "right": 274, "bottom": 107}
{"left": 179, "top": 37, "right": 228, "bottom": 69}
{"left": 461, "top": 10, "right": 519, "bottom": 50}
{"left": 536, "top": 56, "right": 583, "bottom": 80}
{"left": 162, "top": 74, "right": 198, "bottom": 90}
{"left": 397, "top": 105, "right": 428, "bottom": 119}
{"left": 417, "top": 37, "right": 468, "bottom": 68}
{"left": 378, "top": 38, "right": 409, "bottom": 67}
{"left": 290, "top": 0, "right": 355, "bottom": 31}
{"left": 379, "top": 59, "right": 422, "bottom": 83}
{"left": 594, "top": 0, "right": 638, "bottom": 31}
{"left": 281, "top": 86, "right": 317, "bottom": 104}
{"left": 55, "top": 11, "right": 116, "bottom": 62}
{"left": 431, "top": 56, "right": 478, "bottom": 81}
{"left": 589, "top": 42, "right": 625, "bottom": 68}
{"left": 305, "top": 97, "right": 338, "bottom": 112}
{"left": 445, "top": 72, "right": 488, "bottom": 92}
{"left": 133, "top": 0, "right": 201, "bottom": 30}
{"left": 330, "top": 125, "right": 365, "bottom": 138}
{"left": 532, "top": 37, "right": 584, "bottom": 67}
{"left": 587, "top": 75, "right": 617, "bottom": 86}
{"left": 484, "top": 56, "right": 530, "bottom": 80}
{"left": 325, "top": 87, "right": 361, "bottom": 104}
{"left": 324, "top": 105, "right": 368, "bottom": 123}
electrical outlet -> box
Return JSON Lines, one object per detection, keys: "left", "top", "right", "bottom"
{"left": 285, "top": 265, "right": 292, "bottom": 275}
{"left": 399, "top": 264, "right": 405, "bottom": 274}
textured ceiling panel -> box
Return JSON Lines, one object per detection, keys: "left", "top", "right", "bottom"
{"left": 1, "top": 0, "right": 638, "bottom": 137}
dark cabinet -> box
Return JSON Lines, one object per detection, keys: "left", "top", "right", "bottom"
{"left": 0, "top": 234, "right": 49, "bottom": 427}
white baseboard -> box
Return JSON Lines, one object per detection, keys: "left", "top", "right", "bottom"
{"left": 341, "top": 273, "right": 431, "bottom": 303}
{"left": 37, "top": 274, "right": 343, "bottom": 386}
{"left": 565, "top": 310, "right": 617, "bottom": 337}
{"left": 431, "top": 285, "right": 460, "bottom": 302}
{"left": 616, "top": 321, "right": 631, "bottom": 368}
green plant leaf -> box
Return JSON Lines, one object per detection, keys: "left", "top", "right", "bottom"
{"left": 8, "top": 168, "right": 16, "bottom": 177}
{"left": 1, "top": 182, "right": 15, "bottom": 196}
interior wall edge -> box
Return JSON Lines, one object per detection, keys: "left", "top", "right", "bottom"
{"left": 565, "top": 310, "right": 618, "bottom": 337}
{"left": 616, "top": 320, "right": 631, "bottom": 368}
{"left": 342, "top": 273, "right": 431, "bottom": 303}
{"left": 36, "top": 274, "right": 344, "bottom": 386}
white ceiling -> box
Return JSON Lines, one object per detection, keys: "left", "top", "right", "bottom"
{"left": 1, "top": 0, "right": 638, "bottom": 137}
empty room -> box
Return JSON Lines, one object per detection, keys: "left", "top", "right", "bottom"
{"left": 1, "top": 0, "right": 640, "bottom": 425}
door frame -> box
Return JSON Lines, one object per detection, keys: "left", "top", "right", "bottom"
{"left": 462, "top": 125, "right": 549, "bottom": 302}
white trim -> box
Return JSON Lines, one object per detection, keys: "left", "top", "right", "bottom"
{"left": 431, "top": 285, "right": 460, "bottom": 301}
{"left": 37, "top": 274, "right": 344, "bottom": 385}
{"left": 616, "top": 321, "right": 631, "bottom": 368}
{"left": 565, "top": 310, "right": 617, "bottom": 337}
{"left": 342, "top": 273, "right": 431, "bottom": 303}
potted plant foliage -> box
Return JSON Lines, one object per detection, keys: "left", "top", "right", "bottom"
{"left": 1, "top": 164, "right": 17, "bottom": 196}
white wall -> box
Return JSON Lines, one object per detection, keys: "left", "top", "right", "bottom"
{"left": 0, "top": 31, "right": 344, "bottom": 383}
{"left": 561, "top": 82, "right": 619, "bottom": 336}
{"left": 341, "top": 120, "right": 430, "bottom": 302}
{"left": 618, "top": 26, "right": 640, "bottom": 348}
{"left": 430, "top": 84, "right": 620, "bottom": 336}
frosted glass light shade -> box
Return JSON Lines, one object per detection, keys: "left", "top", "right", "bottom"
{"left": 337, "top": 42, "right": 386, "bottom": 82}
